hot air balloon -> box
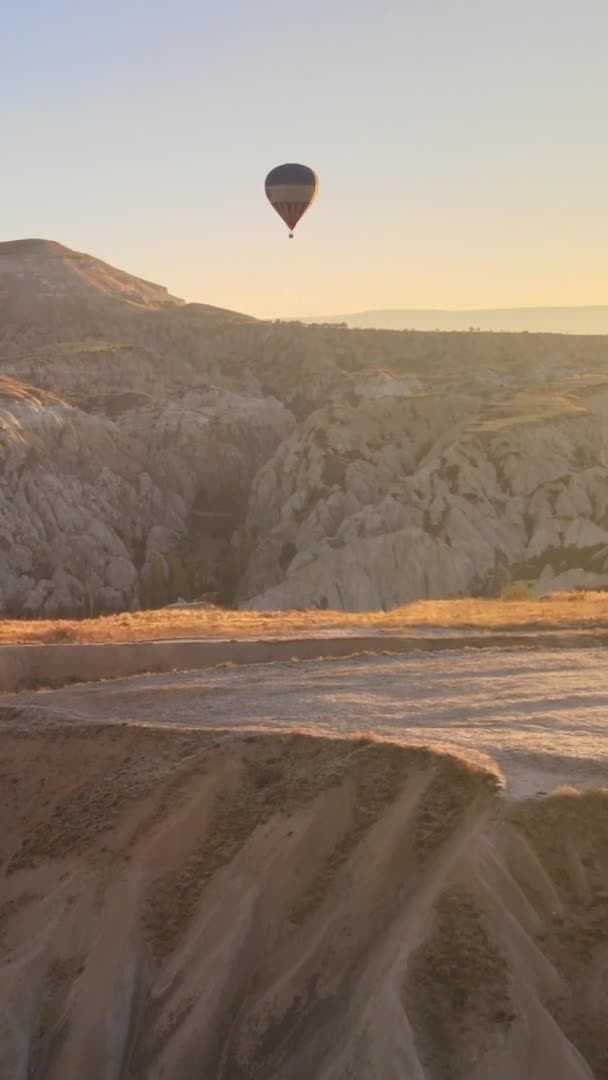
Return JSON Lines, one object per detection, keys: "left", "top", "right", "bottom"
{"left": 265, "top": 163, "right": 318, "bottom": 238}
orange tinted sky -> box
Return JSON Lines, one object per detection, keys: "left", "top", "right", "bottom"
{"left": 3, "top": 0, "right": 607, "bottom": 316}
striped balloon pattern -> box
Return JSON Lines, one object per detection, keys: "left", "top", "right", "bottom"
{"left": 265, "top": 164, "right": 318, "bottom": 237}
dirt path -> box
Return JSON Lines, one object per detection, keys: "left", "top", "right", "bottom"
{"left": 0, "top": 627, "right": 605, "bottom": 692}
{"left": 4, "top": 646, "right": 608, "bottom": 799}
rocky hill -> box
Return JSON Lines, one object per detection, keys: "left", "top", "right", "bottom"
{"left": 2, "top": 239, "right": 608, "bottom": 617}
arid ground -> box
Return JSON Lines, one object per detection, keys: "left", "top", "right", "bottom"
{"left": 5, "top": 236, "right": 608, "bottom": 1077}
{"left": 2, "top": 610, "right": 608, "bottom": 1078}
{"left": 3, "top": 593, "right": 608, "bottom": 644}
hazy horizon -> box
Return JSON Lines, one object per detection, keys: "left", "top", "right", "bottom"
{"left": 3, "top": 1, "right": 607, "bottom": 317}
{"left": 2, "top": 235, "right": 607, "bottom": 334}
{"left": 301, "top": 303, "right": 608, "bottom": 334}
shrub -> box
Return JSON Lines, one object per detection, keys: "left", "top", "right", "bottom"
{"left": 500, "top": 580, "right": 535, "bottom": 600}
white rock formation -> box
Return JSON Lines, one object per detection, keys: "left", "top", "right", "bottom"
{"left": 3, "top": 238, "right": 608, "bottom": 615}
{"left": 0, "top": 375, "right": 291, "bottom": 616}
{"left": 239, "top": 396, "right": 608, "bottom": 610}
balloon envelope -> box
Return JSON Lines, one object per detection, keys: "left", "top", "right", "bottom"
{"left": 265, "top": 163, "right": 318, "bottom": 235}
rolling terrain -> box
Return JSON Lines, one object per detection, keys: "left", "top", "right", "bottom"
{"left": 3, "top": 651, "right": 608, "bottom": 1078}
{"left": 3, "top": 240, "right": 608, "bottom": 616}
{"left": 3, "top": 242, "right": 608, "bottom": 1076}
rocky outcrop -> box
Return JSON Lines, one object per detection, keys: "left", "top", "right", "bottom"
{"left": 238, "top": 389, "right": 608, "bottom": 610}
{"left": 0, "top": 375, "right": 291, "bottom": 616}
{"left": 3, "top": 238, "right": 608, "bottom": 615}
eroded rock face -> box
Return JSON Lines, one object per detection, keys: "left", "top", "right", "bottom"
{"left": 0, "top": 376, "right": 292, "bottom": 616}
{"left": 238, "top": 382, "right": 608, "bottom": 610}
{"left": 3, "top": 238, "right": 608, "bottom": 615}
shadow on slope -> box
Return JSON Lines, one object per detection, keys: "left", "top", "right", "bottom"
{"left": 0, "top": 725, "right": 606, "bottom": 1078}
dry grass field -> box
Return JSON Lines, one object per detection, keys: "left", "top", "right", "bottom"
{"left": 2, "top": 591, "right": 608, "bottom": 645}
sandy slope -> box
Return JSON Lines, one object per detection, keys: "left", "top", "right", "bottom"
{"left": 1, "top": 722, "right": 608, "bottom": 1079}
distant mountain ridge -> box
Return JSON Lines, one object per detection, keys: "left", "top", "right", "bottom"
{"left": 303, "top": 306, "right": 608, "bottom": 334}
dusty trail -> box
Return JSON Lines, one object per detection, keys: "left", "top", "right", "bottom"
{"left": 0, "top": 627, "right": 605, "bottom": 693}
{"left": 5, "top": 646, "right": 608, "bottom": 797}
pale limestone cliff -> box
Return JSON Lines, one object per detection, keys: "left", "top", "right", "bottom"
{"left": 3, "top": 239, "right": 608, "bottom": 614}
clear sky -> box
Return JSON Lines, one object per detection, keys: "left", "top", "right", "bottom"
{"left": 2, "top": 0, "right": 607, "bottom": 317}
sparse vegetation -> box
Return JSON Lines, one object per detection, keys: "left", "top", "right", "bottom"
{"left": 499, "top": 580, "right": 535, "bottom": 600}
{"left": 2, "top": 590, "right": 608, "bottom": 644}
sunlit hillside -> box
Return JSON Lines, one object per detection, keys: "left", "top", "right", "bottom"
{"left": 3, "top": 592, "right": 608, "bottom": 644}
{"left": 4, "top": 239, "right": 608, "bottom": 620}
